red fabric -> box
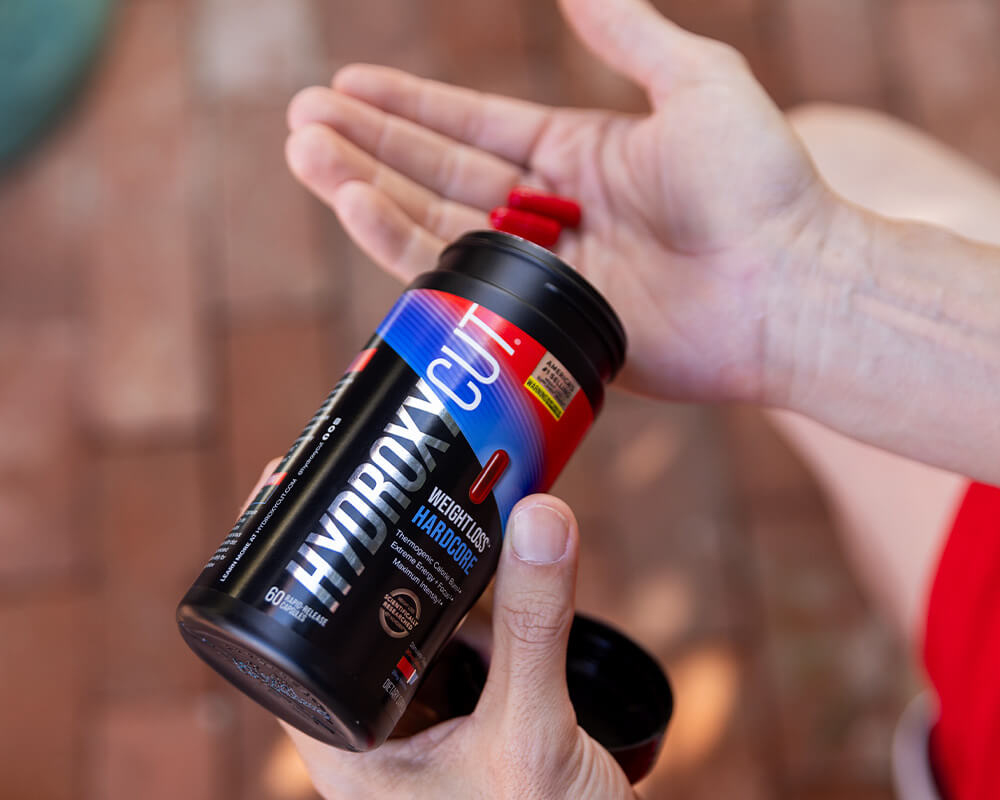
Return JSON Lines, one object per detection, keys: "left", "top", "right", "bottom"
{"left": 924, "top": 481, "right": 1000, "bottom": 799}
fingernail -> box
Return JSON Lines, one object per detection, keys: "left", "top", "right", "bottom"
{"left": 510, "top": 504, "right": 569, "bottom": 564}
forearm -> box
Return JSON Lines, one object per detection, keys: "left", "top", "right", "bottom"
{"left": 766, "top": 197, "right": 1000, "bottom": 484}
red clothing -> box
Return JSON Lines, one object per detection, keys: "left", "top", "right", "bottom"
{"left": 924, "top": 482, "right": 1000, "bottom": 799}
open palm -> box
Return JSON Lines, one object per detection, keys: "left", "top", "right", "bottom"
{"left": 286, "top": 0, "right": 827, "bottom": 402}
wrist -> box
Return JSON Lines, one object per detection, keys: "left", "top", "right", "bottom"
{"left": 758, "top": 188, "right": 877, "bottom": 412}
{"left": 757, "top": 176, "right": 1000, "bottom": 481}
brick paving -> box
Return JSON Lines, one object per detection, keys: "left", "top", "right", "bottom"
{"left": 2, "top": 1, "right": 997, "bottom": 798}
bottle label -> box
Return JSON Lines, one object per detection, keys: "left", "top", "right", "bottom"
{"left": 376, "top": 288, "right": 593, "bottom": 519}
{"left": 191, "top": 288, "right": 593, "bottom": 741}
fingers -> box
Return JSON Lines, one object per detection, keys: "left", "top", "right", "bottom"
{"left": 285, "top": 124, "right": 453, "bottom": 280}
{"left": 332, "top": 64, "right": 555, "bottom": 167}
{"left": 321, "top": 178, "right": 448, "bottom": 283}
{"left": 288, "top": 86, "right": 525, "bottom": 210}
{"left": 558, "top": 0, "right": 722, "bottom": 100}
{"left": 286, "top": 121, "right": 486, "bottom": 246}
{"left": 476, "top": 495, "right": 579, "bottom": 737}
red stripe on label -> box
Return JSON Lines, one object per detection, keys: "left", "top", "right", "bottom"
{"left": 346, "top": 347, "right": 377, "bottom": 373}
{"left": 265, "top": 471, "right": 287, "bottom": 486}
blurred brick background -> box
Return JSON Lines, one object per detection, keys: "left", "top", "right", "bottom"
{"left": 2, "top": 0, "right": 997, "bottom": 798}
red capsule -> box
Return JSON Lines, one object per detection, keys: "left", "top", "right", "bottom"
{"left": 468, "top": 449, "right": 510, "bottom": 505}
{"left": 507, "top": 186, "right": 582, "bottom": 228}
{"left": 488, "top": 207, "right": 562, "bottom": 249}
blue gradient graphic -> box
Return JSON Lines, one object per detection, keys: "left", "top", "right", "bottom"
{"left": 377, "top": 290, "right": 544, "bottom": 525}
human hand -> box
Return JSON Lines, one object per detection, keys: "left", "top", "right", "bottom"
{"left": 280, "top": 494, "right": 636, "bottom": 800}
{"left": 285, "top": 0, "right": 833, "bottom": 404}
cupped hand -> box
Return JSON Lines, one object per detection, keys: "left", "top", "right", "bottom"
{"left": 285, "top": 0, "right": 831, "bottom": 403}
{"left": 282, "top": 495, "right": 636, "bottom": 800}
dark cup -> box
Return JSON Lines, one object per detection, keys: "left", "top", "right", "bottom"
{"left": 392, "top": 612, "right": 673, "bottom": 784}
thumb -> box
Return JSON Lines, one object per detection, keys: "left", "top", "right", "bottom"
{"left": 477, "top": 495, "right": 579, "bottom": 733}
{"left": 558, "top": 0, "right": 719, "bottom": 101}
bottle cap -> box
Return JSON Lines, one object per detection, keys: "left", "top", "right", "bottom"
{"left": 392, "top": 612, "right": 673, "bottom": 784}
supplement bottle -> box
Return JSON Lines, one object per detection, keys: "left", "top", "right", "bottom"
{"left": 177, "top": 230, "right": 626, "bottom": 750}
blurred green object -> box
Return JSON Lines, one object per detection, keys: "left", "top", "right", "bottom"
{"left": 0, "top": 0, "right": 115, "bottom": 167}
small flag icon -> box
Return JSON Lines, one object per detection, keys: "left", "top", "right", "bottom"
{"left": 396, "top": 655, "right": 418, "bottom": 685}
{"left": 265, "top": 471, "right": 287, "bottom": 487}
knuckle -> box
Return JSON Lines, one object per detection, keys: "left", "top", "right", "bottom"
{"left": 698, "top": 39, "right": 748, "bottom": 72}
{"left": 422, "top": 200, "right": 444, "bottom": 234}
{"left": 500, "top": 593, "right": 571, "bottom": 649}
{"left": 437, "top": 146, "right": 465, "bottom": 196}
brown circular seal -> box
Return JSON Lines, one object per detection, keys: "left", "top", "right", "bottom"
{"left": 379, "top": 588, "right": 421, "bottom": 638}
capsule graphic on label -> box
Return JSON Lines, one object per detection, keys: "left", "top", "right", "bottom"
{"left": 468, "top": 449, "right": 510, "bottom": 505}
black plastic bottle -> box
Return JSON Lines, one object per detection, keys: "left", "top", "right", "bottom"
{"left": 177, "top": 231, "right": 627, "bottom": 751}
